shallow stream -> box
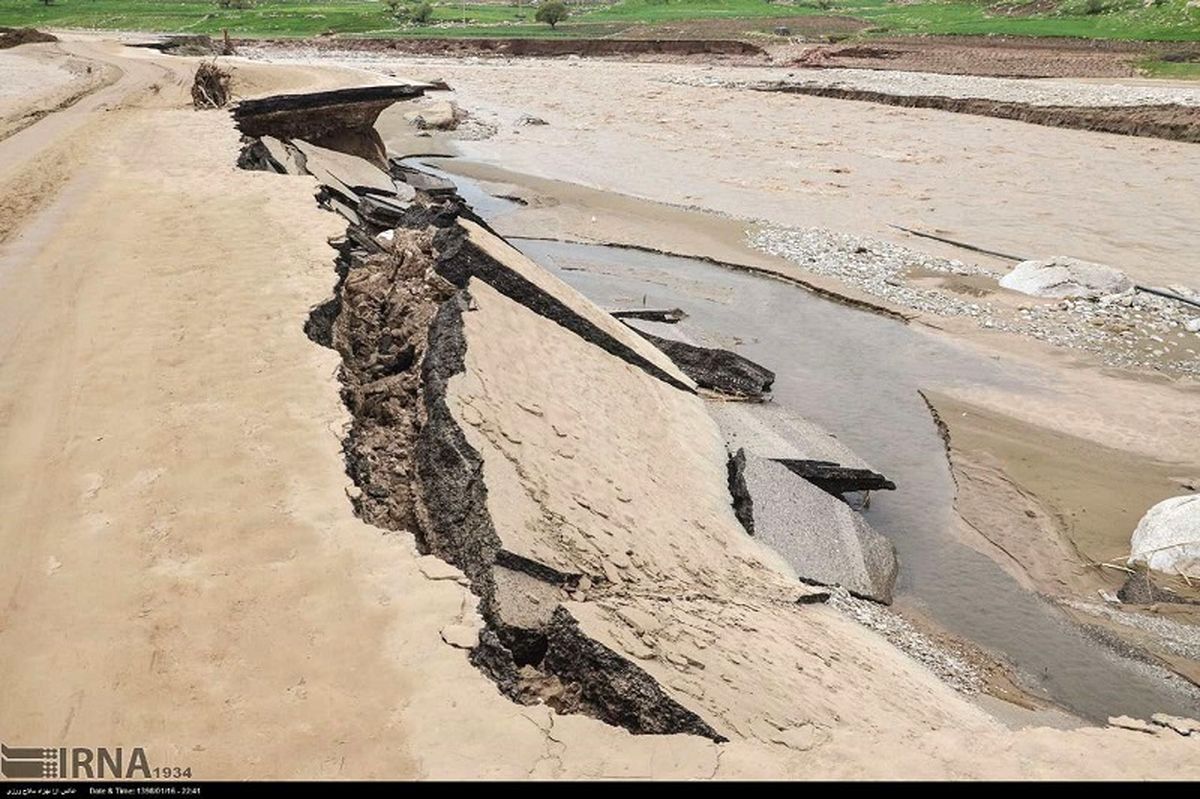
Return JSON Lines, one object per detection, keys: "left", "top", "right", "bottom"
{"left": 412, "top": 156, "right": 1200, "bottom": 723}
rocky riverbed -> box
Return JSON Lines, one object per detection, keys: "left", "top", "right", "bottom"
{"left": 749, "top": 225, "right": 1200, "bottom": 376}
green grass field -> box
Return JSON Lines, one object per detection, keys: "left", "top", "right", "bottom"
{"left": 1, "top": 0, "right": 1198, "bottom": 41}
{"left": 1140, "top": 54, "right": 1200, "bottom": 73}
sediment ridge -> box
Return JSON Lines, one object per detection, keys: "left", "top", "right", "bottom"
{"left": 750, "top": 83, "right": 1200, "bottom": 143}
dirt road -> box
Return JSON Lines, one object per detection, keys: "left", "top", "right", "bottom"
{"left": 0, "top": 40, "right": 437, "bottom": 778}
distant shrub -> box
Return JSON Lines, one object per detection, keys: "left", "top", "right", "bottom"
{"left": 1058, "top": 0, "right": 1136, "bottom": 13}
{"left": 412, "top": 1, "right": 433, "bottom": 24}
{"left": 535, "top": 0, "right": 568, "bottom": 28}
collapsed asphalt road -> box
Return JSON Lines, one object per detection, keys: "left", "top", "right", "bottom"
{"left": 232, "top": 84, "right": 978, "bottom": 741}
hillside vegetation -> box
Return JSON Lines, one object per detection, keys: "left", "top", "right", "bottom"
{"left": 1, "top": 0, "right": 1198, "bottom": 41}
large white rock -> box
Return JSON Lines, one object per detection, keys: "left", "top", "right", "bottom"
{"left": 1129, "top": 494, "right": 1200, "bottom": 576}
{"left": 999, "top": 256, "right": 1133, "bottom": 300}
{"left": 404, "top": 101, "right": 463, "bottom": 131}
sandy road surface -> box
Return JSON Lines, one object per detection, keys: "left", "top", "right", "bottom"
{"left": 0, "top": 38, "right": 199, "bottom": 246}
{"left": 1, "top": 40, "right": 1199, "bottom": 779}
{"left": 0, "top": 43, "right": 433, "bottom": 779}
{"left": 0, "top": 48, "right": 75, "bottom": 113}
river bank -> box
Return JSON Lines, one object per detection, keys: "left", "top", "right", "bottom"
{"left": 361, "top": 54, "right": 1200, "bottom": 714}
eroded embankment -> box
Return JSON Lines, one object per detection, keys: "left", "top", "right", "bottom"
{"left": 230, "top": 78, "right": 1051, "bottom": 748}
{"left": 233, "top": 108, "right": 869, "bottom": 741}
{"left": 296, "top": 179, "right": 723, "bottom": 737}
{"left": 219, "top": 74, "right": 1200, "bottom": 765}
{"left": 322, "top": 199, "right": 847, "bottom": 742}
{"left": 751, "top": 84, "right": 1200, "bottom": 143}
{"left": 240, "top": 36, "right": 763, "bottom": 59}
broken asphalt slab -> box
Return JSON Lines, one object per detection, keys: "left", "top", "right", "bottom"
{"left": 735, "top": 453, "right": 898, "bottom": 604}
{"left": 708, "top": 402, "right": 894, "bottom": 496}
{"left": 292, "top": 139, "right": 398, "bottom": 197}
{"left": 432, "top": 219, "right": 696, "bottom": 393}
{"left": 415, "top": 272, "right": 834, "bottom": 736}
{"left": 234, "top": 84, "right": 442, "bottom": 168}
{"left": 773, "top": 459, "right": 895, "bottom": 497}
{"left": 620, "top": 317, "right": 774, "bottom": 398}
{"left": 708, "top": 402, "right": 880, "bottom": 471}
{"left": 635, "top": 329, "right": 775, "bottom": 398}
{"left": 390, "top": 160, "right": 458, "bottom": 196}
{"left": 609, "top": 308, "right": 688, "bottom": 324}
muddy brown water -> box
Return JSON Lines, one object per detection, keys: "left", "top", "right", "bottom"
{"left": 413, "top": 158, "right": 1200, "bottom": 722}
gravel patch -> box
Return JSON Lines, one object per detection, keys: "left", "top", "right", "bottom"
{"left": 1062, "top": 598, "right": 1200, "bottom": 663}
{"left": 749, "top": 225, "right": 1200, "bottom": 376}
{"left": 827, "top": 587, "right": 984, "bottom": 695}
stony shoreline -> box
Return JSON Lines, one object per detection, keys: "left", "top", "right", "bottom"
{"left": 749, "top": 225, "right": 1200, "bottom": 377}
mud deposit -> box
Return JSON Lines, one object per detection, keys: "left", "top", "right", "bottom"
{"left": 240, "top": 37, "right": 763, "bottom": 59}
{"left": 787, "top": 35, "right": 1183, "bottom": 79}
{"left": 512, "top": 237, "right": 1200, "bottom": 723}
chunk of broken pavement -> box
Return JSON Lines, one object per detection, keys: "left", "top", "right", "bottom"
{"left": 292, "top": 139, "right": 397, "bottom": 197}
{"left": 389, "top": 161, "right": 458, "bottom": 196}
{"left": 418, "top": 555, "right": 466, "bottom": 583}
{"left": 441, "top": 623, "right": 481, "bottom": 650}
{"left": 773, "top": 459, "right": 895, "bottom": 497}
{"left": 233, "top": 84, "right": 434, "bottom": 168}
{"left": 260, "top": 135, "right": 305, "bottom": 175}
{"left": 632, "top": 327, "right": 775, "bottom": 398}
{"left": 1150, "top": 713, "right": 1200, "bottom": 736}
{"left": 1108, "top": 715, "right": 1161, "bottom": 734}
{"left": 433, "top": 219, "right": 696, "bottom": 392}
{"left": 609, "top": 307, "right": 687, "bottom": 324}
{"left": 738, "top": 453, "right": 898, "bottom": 603}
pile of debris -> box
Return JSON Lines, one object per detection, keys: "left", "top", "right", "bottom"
{"left": 237, "top": 121, "right": 737, "bottom": 737}
{"left": 0, "top": 27, "right": 57, "bottom": 49}
{"left": 191, "top": 61, "right": 232, "bottom": 110}
{"left": 131, "top": 34, "right": 235, "bottom": 57}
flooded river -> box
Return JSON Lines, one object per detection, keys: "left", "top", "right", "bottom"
{"left": 411, "top": 157, "right": 1200, "bottom": 723}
